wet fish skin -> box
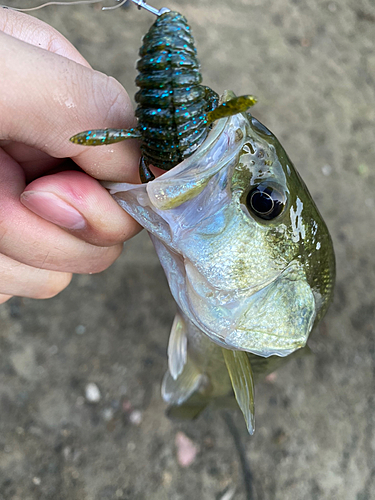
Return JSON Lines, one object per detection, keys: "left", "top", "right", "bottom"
{"left": 104, "top": 93, "right": 335, "bottom": 432}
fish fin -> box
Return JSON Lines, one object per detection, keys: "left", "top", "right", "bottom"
{"left": 168, "top": 312, "right": 188, "bottom": 380}
{"left": 222, "top": 348, "right": 255, "bottom": 435}
{"left": 162, "top": 357, "right": 204, "bottom": 406}
{"left": 166, "top": 392, "right": 209, "bottom": 421}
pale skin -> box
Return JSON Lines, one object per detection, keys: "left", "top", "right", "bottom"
{"left": 0, "top": 8, "right": 143, "bottom": 303}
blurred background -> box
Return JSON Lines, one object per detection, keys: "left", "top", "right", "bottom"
{"left": 1, "top": 0, "right": 375, "bottom": 498}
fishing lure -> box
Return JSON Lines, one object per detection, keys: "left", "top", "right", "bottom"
{"left": 69, "top": 0, "right": 257, "bottom": 182}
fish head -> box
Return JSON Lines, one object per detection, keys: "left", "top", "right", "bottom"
{"left": 106, "top": 95, "right": 335, "bottom": 357}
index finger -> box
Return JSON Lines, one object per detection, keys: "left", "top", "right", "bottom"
{"left": 0, "top": 8, "right": 91, "bottom": 67}
{"left": 0, "top": 13, "right": 141, "bottom": 183}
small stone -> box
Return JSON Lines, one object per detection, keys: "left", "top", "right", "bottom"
{"left": 162, "top": 471, "right": 172, "bottom": 487}
{"left": 115, "top": 489, "right": 124, "bottom": 498}
{"left": 321, "top": 164, "right": 332, "bottom": 176}
{"left": 103, "top": 408, "right": 114, "bottom": 421}
{"left": 122, "top": 399, "right": 132, "bottom": 412}
{"left": 265, "top": 372, "right": 277, "bottom": 383}
{"left": 110, "top": 399, "right": 120, "bottom": 410}
{"left": 358, "top": 163, "right": 369, "bottom": 177}
{"left": 85, "top": 383, "right": 101, "bottom": 403}
{"left": 203, "top": 436, "right": 215, "bottom": 449}
{"left": 29, "top": 426, "right": 43, "bottom": 437}
{"left": 129, "top": 410, "right": 143, "bottom": 426}
{"left": 273, "top": 428, "right": 288, "bottom": 445}
{"left": 175, "top": 432, "right": 199, "bottom": 467}
{"left": 76, "top": 396, "right": 85, "bottom": 407}
{"left": 75, "top": 325, "right": 86, "bottom": 335}
{"left": 32, "top": 477, "right": 41, "bottom": 485}
{"left": 328, "top": 2, "right": 337, "bottom": 12}
{"left": 15, "top": 427, "right": 24, "bottom": 435}
{"left": 119, "top": 384, "right": 128, "bottom": 395}
{"left": 37, "top": 366, "right": 46, "bottom": 376}
{"left": 48, "top": 345, "right": 58, "bottom": 355}
{"left": 127, "top": 442, "right": 136, "bottom": 451}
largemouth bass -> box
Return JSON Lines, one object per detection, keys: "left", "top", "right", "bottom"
{"left": 104, "top": 93, "right": 335, "bottom": 433}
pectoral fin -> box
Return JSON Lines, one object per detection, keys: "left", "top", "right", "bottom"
{"left": 222, "top": 348, "right": 255, "bottom": 435}
{"left": 168, "top": 312, "right": 188, "bottom": 380}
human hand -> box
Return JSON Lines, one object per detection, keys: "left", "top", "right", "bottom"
{"left": 0, "top": 8, "right": 141, "bottom": 303}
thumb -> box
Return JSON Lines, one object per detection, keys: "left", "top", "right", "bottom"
{"left": 21, "top": 170, "right": 141, "bottom": 247}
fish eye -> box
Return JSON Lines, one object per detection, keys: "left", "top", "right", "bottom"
{"left": 246, "top": 183, "right": 286, "bottom": 220}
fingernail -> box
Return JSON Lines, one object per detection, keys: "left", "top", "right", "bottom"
{"left": 21, "top": 191, "right": 86, "bottom": 230}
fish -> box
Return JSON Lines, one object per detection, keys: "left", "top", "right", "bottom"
{"left": 103, "top": 94, "right": 336, "bottom": 433}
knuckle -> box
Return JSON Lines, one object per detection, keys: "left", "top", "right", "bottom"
{"left": 92, "top": 72, "right": 134, "bottom": 126}
{"left": 35, "top": 272, "right": 73, "bottom": 299}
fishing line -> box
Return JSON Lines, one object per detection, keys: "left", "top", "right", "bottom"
{"left": 222, "top": 411, "right": 257, "bottom": 500}
{"left": 102, "top": 0, "right": 127, "bottom": 11}
{"left": 0, "top": 0, "right": 127, "bottom": 12}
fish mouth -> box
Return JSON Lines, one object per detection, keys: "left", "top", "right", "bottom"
{"left": 185, "top": 259, "right": 316, "bottom": 357}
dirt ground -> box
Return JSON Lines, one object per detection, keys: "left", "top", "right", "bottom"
{"left": 1, "top": 0, "right": 375, "bottom": 499}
